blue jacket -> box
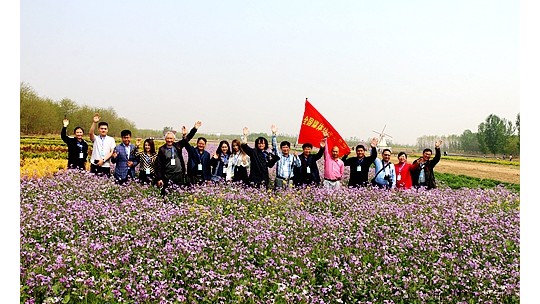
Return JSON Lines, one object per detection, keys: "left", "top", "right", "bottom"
{"left": 111, "top": 143, "right": 139, "bottom": 181}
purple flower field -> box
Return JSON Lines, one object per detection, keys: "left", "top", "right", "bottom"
{"left": 20, "top": 170, "right": 519, "bottom": 303}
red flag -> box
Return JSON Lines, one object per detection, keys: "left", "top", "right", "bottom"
{"left": 298, "top": 98, "right": 351, "bottom": 157}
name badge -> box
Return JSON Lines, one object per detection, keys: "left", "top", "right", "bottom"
{"left": 170, "top": 158, "right": 176, "bottom": 166}
{"left": 397, "top": 174, "right": 401, "bottom": 181}
{"left": 198, "top": 164, "right": 203, "bottom": 171}
{"left": 306, "top": 167, "right": 311, "bottom": 174}
{"left": 145, "top": 168, "right": 151, "bottom": 175}
{"left": 79, "top": 153, "right": 84, "bottom": 159}
{"left": 356, "top": 165, "right": 362, "bottom": 172}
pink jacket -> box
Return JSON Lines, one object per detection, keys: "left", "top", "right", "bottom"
{"left": 322, "top": 138, "right": 344, "bottom": 181}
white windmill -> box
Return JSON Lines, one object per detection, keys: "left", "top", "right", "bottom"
{"left": 372, "top": 124, "right": 393, "bottom": 153}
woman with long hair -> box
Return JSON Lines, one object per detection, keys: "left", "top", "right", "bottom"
{"left": 226, "top": 139, "right": 250, "bottom": 185}
{"left": 135, "top": 138, "right": 158, "bottom": 185}
{"left": 210, "top": 140, "right": 231, "bottom": 183}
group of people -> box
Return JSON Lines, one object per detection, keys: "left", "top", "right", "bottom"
{"left": 61, "top": 114, "right": 444, "bottom": 195}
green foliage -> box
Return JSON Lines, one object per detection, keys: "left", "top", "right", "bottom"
{"left": 20, "top": 82, "right": 136, "bottom": 137}
{"left": 460, "top": 129, "right": 480, "bottom": 153}
{"left": 417, "top": 113, "right": 519, "bottom": 157}
{"left": 477, "top": 114, "right": 515, "bottom": 156}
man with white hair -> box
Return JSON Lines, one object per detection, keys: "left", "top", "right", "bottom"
{"left": 156, "top": 121, "right": 202, "bottom": 195}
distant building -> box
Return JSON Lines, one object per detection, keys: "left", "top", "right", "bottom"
{"left": 377, "top": 136, "right": 392, "bottom": 153}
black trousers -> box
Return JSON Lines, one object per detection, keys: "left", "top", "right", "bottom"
{"left": 138, "top": 171, "right": 155, "bottom": 185}
{"left": 90, "top": 164, "right": 111, "bottom": 178}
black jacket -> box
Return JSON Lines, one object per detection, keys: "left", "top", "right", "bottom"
{"left": 241, "top": 143, "right": 279, "bottom": 188}
{"left": 293, "top": 148, "right": 324, "bottom": 186}
{"left": 410, "top": 147, "right": 441, "bottom": 189}
{"left": 186, "top": 145, "right": 212, "bottom": 182}
{"left": 61, "top": 127, "right": 89, "bottom": 169}
{"left": 342, "top": 146, "right": 377, "bottom": 187}
{"left": 155, "top": 127, "right": 197, "bottom": 183}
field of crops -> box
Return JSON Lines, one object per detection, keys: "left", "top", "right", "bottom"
{"left": 20, "top": 170, "right": 519, "bottom": 303}
{"left": 19, "top": 136, "right": 521, "bottom": 303}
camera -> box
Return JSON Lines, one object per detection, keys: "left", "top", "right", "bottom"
{"left": 94, "top": 160, "right": 99, "bottom": 164}
{"left": 384, "top": 175, "right": 392, "bottom": 182}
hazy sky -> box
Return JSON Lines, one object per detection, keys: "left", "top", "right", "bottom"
{"left": 20, "top": 0, "right": 519, "bottom": 145}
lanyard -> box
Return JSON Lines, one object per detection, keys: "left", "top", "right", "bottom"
{"left": 167, "top": 147, "right": 175, "bottom": 158}
{"left": 99, "top": 136, "right": 107, "bottom": 156}
{"left": 198, "top": 151, "right": 205, "bottom": 163}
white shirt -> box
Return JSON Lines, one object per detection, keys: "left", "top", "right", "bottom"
{"left": 90, "top": 135, "right": 116, "bottom": 168}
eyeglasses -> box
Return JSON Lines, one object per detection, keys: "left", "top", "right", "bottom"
{"left": 382, "top": 154, "right": 391, "bottom": 156}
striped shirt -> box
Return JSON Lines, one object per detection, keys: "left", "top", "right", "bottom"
{"left": 272, "top": 134, "right": 300, "bottom": 179}
{"left": 136, "top": 151, "right": 158, "bottom": 174}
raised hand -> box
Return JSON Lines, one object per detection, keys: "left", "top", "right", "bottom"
{"left": 243, "top": 127, "right": 249, "bottom": 136}
{"left": 93, "top": 113, "right": 100, "bottom": 123}
{"left": 371, "top": 137, "right": 379, "bottom": 148}
{"left": 63, "top": 118, "right": 69, "bottom": 127}
{"left": 435, "top": 140, "right": 443, "bottom": 149}
{"left": 194, "top": 121, "right": 202, "bottom": 129}
{"left": 271, "top": 124, "right": 277, "bottom": 135}
{"left": 182, "top": 126, "right": 187, "bottom": 137}
{"left": 322, "top": 129, "right": 329, "bottom": 138}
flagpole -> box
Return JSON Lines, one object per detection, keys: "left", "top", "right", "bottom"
{"left": 296, "top": 97, "right": 309, "bottom": 148}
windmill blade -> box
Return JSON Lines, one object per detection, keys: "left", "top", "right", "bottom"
{"left": 372, "top": 124, "right": 394, "bottom": 147}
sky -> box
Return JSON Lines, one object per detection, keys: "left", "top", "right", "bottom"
{"left": 18, "top": 0, "right": 520, "bottom": 146}
{"left": 5, "top": 1, "right": 539, "bottom": 301}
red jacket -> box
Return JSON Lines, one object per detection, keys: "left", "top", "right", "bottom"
{"left": 394, "top": 162, "right": 412, "bottom": 189}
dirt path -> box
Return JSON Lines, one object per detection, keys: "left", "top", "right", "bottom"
{"left": 435, "top": 159, "right": 520, "bottom": 184}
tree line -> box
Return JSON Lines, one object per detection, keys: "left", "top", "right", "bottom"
{"left": 20, "top": 82, "right": 519, "bottom": 156}
{"left": 416, "top": 113, "right": 519, "bottom": 157}
{"left": 20, "top": 83, "right": 161, "bottom": 139}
